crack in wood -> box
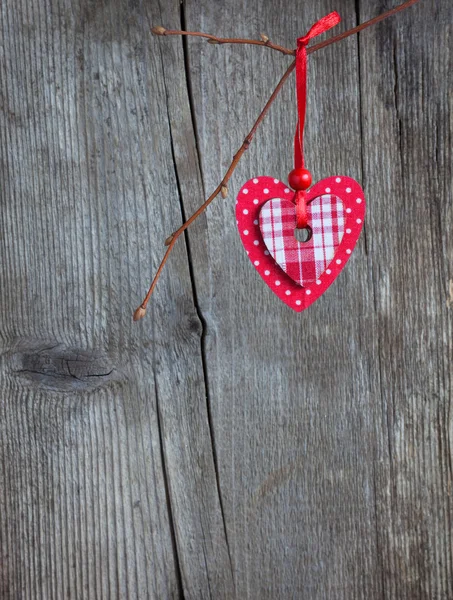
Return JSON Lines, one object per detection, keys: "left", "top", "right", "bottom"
{"left": 153, "top": 0, "right": 235, "bottom": 592}
{"left": 178, "top": 1, "right": 235, "bottom": 585}
{"left": 151, "top": 357, "right": 186, "bottom": 600}
{"left": 392, "top": 39, "right": 404, "bottom": 176}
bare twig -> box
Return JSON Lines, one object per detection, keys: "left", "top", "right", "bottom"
{"left": 133, "top": 59, "right": 295, "bottom": 321}
{"left": 151, "top": 26, "right": 295, "bottom": 55}
{"left": 134, "top": 0, "right": 420, "bottom": 320}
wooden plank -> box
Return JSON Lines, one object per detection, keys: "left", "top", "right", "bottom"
{"left": 183, "top": 1, "right": 383, "bottom": 598}
{"left": 358, "top": 1, "right": 453, "bottom": 598}
{"left": 0, "top": 0, "right": 232, "bottom": 597}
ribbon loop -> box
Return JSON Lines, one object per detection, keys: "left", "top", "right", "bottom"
{"left": 294, "top": 11, "right": 341, "bottom": 170}
{"left": 297, "top": 11, "right": 341, "bottom": 48}
{"left": 293, "top": 11, "right": 340, "bottom": 229}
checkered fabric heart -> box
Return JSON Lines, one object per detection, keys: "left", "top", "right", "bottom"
{"left": 259, "top": 195, "right": 345, "bottom": 286}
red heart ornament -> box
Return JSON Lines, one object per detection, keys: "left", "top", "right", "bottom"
{"left": 236, "top": 176, "right": 365, "bottom": 311}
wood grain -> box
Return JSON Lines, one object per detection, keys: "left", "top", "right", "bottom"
{"left": 0, "top": 0, "right": 231, "bottom": 597}
{"left": 183, "top": 0, "right": 452, "bottom": 598}
{"left": 358, "top": 1, "right": 453, "bottom": 598}
{"left": 0, "top": 0, "right": 451, "bottom": 598}
{"left": 184, "top": 1, "right": 379, "bottom": 597}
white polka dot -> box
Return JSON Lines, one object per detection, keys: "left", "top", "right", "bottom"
{"left": 346, "top": 228, "right": 352, "bottom": 234}
{"left": 336, "top": 259, "right": 342, "bottom": 264}
{"left": 264, "top": 250, "right": 270, "bottom": 255}
{"left": 275, "top": 280, "right": 281, "bottom": 286}
{"left": 243, "top": 188, "right": 248, "bottom": 194}
{"left": 264, "top": 270, "right": 270, "bottom": 276}
{"left": 235, "top": 200, "right": 238, "bottom": 205}
{"left": 273, "top": 178, "right": 279, "bottom": 184}
{"left": 253, "top": 178, "right": 259, "bottom": 184}
{"left": 243, "top": 230, "right": 249, "bottom": 235}
{"left": 356, "top": 198, "right": 362, "bottom": 204}
{"left": 346, "top": 208, "right": 352, "bottom": 213}
{"left": 316, "top": 280, "right": 321, "bottom": 285}
{"left": 335, "top": 177, "right": 341, "bottom": 183}
{"left": 253, "top": 199, "right": 259, "bottom": 205}
{"left": 306, "top": 289, "right": 311, "bottom": 295}
{"left": 296, "top": 300, "right": 302, "bottom": 306}
{"left": 326, "top": 269, "right": 332, "bottom": 275}
{"left": 284, "top": 188, "right": 290, "bottom": 194}
{"left": 254, "top": 260, "right": 260, "bottom": 266}
{"left": 325, "top": 187, "right": 331, "bottom": 193}
{"left": 253, "top": 219, "right": 258, "bottom": 225}
{"left": 356, "top": 218, "right": 362, "bottom": 224}
{"left": 285, "top": 290, "right": 291, "bottom": 296}
{"left": 346, "top": 249, "right": 352, "bottom": 254}
{"left": 243, "top": 209, "right": 249, "bottom": 215}
{"left": 253, "top": 240, "right": 259, "bottom": 246}
{"left": 264, "top": 188, "right": 269, "bottom": 194}
{"left": 246, "top": 251, "right": 249, "bottom": 255}
{"left": 346, "top": 187, "right": 352, "bottom": 193}
{"left": 236, "top": 220, "right": 238, "bottom": 224}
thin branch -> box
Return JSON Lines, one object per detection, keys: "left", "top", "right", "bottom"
{"left": 134, "top": 0, "right": 420, "bottom": 320}
{"left": 307, "top": 0, "right": 420, "bottom": 54}
{"left": 133, "top": 59, "right": 296, "bottom": 322}
{"left": 151, "top": 26, "right": 295, "bottom": 56}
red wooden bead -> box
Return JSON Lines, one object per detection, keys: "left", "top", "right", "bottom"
{"left": 288, "top": 168, "right": 312, "bottom": 191}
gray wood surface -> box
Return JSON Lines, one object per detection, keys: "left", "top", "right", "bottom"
{"left": 0, "top": 0, "right": 451, "bottom": 598}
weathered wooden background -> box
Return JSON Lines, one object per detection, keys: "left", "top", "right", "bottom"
{"left": 0, "top": 0, "right": 452, "bottom": 598}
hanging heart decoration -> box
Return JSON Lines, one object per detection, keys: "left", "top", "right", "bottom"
{"left": 236, "top": 175, "right": 365, "bottom": 311}
{"left": 236, "top": 11, "right": 366, "bottom": 311}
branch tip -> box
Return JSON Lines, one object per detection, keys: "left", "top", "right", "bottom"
{"left": 151, "top": 26, "right": 167, "bottom": 36}
{"left": 133, "top": 306, "right": 147, "bottom": 321}
{"left": 221, "top": 185, "right": 228, "bottom": 199}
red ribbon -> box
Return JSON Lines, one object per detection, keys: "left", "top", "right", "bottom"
{"left": 294, "top": 12, "right": 341, "bottom": 171}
